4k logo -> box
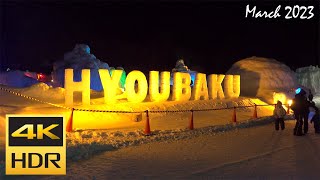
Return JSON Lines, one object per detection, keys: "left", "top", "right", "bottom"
{"left": 11, "top": 124, "right": 60, "bottom": 139}
{"left": 6, "top": 115, "right": 66, "bottom": 175}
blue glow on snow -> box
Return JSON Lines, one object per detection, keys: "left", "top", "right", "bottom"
{"left": 169, "top": 72, "right": 197, "bottom": 86}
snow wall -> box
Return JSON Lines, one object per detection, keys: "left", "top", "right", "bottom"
{"left": 0, "top": 70, "right": 39, "bottom": 88}
{"left": 296, "top": 66, "right": 320, "bottom": 95}
{"left": 52, "top": 44, "right": 126, "bottom": 91}
{"left": 226, "top": 56, "right": 299, "bottom": 104}
{"left": 170, "top": 59, "right": 197, "bottom": 86}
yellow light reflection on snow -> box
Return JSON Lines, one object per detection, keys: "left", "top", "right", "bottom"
{"left": 273, "top": 92, "right": 287, "bottom": 105}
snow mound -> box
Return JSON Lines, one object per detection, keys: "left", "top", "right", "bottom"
{"left": 296, "top": 65, "right": 320, "bottom": 94}
{"left": 172, "top": 59, "right": 190, "bottom": 72}
{"left": 52, "top": 44, "right": 123, "bottom": 91}
{"left": 171, "top": 59, "right": 197, "bottom": 86}
{"left": 226, "top": 57, "right": 298, "bottom": 104}
{"left": 12, "top": 83, "right": 65, "bottom": 102}
{"left": 72, "top": 97, "right": 272, "bottom": 131}
{"left": 0, "top": 70, "right": 39, "bottom": 88}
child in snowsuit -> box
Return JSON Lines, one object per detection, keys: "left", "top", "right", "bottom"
{"left": 273, "top": 101, "right": 286, "bottom": 130}
{"left": 310, "top": 104, "right": 320, "bottom": 134}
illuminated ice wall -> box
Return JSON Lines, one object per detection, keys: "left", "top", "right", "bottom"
{"left": 296, "top": 66, "right": 320, "bottom": 94}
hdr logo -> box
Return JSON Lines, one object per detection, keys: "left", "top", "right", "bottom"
{"left": 6, "top": 115, "right": 66, "bottom": 175}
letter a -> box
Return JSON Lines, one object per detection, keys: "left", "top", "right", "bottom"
{"left": 191, "top": 73, "right": 209, "bottom": 100}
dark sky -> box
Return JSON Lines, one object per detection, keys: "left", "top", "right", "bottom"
{"left": 1, "top": 0, "right": 319, "bottom": 75}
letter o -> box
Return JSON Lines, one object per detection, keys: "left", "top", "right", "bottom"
{"left": 125, "top": 70, "right": 148, "bottom": 103}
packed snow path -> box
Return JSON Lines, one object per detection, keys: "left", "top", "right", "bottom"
{"left": 5, "top": 119, "right": 320, "bottom": 180}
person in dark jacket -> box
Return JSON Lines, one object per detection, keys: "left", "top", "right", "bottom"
{"left": 310, "top": 102, "right": 320, "bottom": 133}
{"left": 291, "top": 94, "right": 304, "bottom": 136}
{"left": 291, "top": 88, "right": 310, "bottom": 136}
{"left": 300, "top": 89, "right": 311, "bottom": 134}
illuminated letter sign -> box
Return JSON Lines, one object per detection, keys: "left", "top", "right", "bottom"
{"left": 64, "top": 69, "right": 240, "bottom": 105}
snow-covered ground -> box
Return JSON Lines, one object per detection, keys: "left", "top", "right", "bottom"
{"left": 0, "top": 83, "right": 278, "bottom": 175}
{"left": 4, "top": 119, "right": 320, "bottom": 179}
{"left": 0, "top": 116, "right": 290, "bottom": 178}
{"left": 67, "top": 120, "right": 320, "bottom": 179}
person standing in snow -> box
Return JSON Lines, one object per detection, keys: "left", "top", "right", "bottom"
{"left": 300, "top": 89, "right": 311, "bottom": 134}
{"left": 291, "top": 88, "right": 311, "bottom": 136}
{"left": 273, "top": 100, "right": 286, "bottom": 130}
{"left": 310, "top": 102, "right": 320, "bottom": 133}
{"left": 291, "top": 93, "right": 304, "bottom": 135}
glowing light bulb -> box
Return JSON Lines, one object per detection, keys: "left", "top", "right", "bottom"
{"left": 288, "top": 99, "right": 292, "bottom": 106}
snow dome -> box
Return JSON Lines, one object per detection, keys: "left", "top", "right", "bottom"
{"left": 226, "top": 56, "right": 299, "bottom": 104}
{"left": 52, "top": 44, "right": 126, "bottom": 91}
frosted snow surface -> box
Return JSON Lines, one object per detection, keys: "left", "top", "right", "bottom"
{"left": 52, "top": 44, "right": 124, "bottom": 91}
{"left": 171, "top": 59, "right": 197, "bottom": 86}
{"left": 0, "top": 70, "right": 39, "bottom": 88}
{"left": 5, "top": 119, "right": 320, "bottom": 179}
{"left": 296, "top": 65, "right": 320, "bottom": 95}
{"left": 226, "top": 56, "right": 299, "bottom": 104}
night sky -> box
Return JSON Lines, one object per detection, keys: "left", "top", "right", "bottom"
{"left": 1, "top": 0, "right": 319, "bottom": 75}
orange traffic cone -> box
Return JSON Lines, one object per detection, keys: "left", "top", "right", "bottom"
{"left": 232, "top": 107, "right": 237, "bottom": 123}
{"left": 144, "top": 110, "right": 151, "bottom": 136}
{"left": 189, "top": 110, "right": 194, "bottom": 130}
{"left": 253, "top": 104, "right": 258, "bottom": 118}
{"left": 66, "top": 108, "right": 74, "bottom": 132}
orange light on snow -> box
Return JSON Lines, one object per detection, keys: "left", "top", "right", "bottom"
{"left": 273, "top": 92, "right": 286, "bottom": 105}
